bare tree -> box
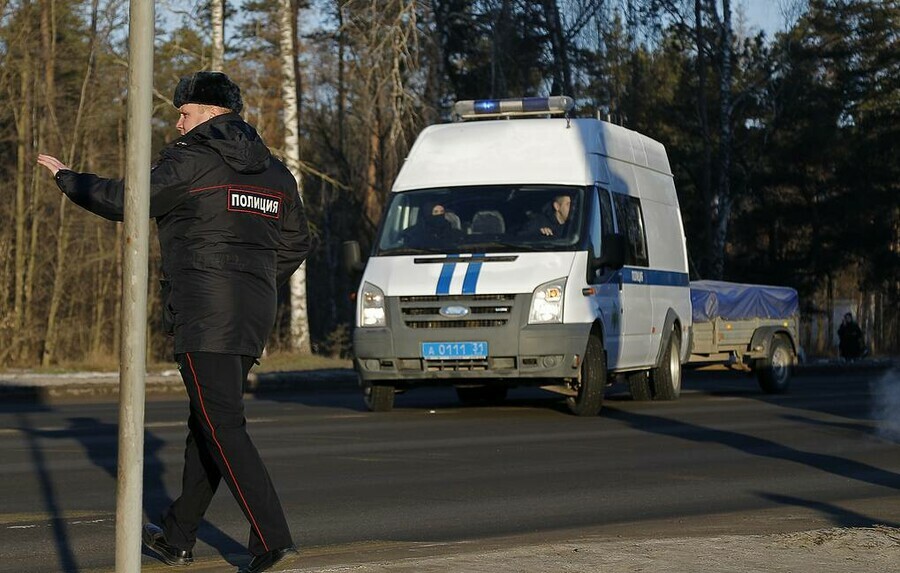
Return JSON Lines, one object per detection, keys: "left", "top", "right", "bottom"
{"left": 694, "top": 0, "right": 713, "bottom": 276}
{"left": 542, "top": 0, "right": 573, "bottom": 95}
{"left": 279, "top": 0, "right": 311, "bottom": 352}
{"left": 11, "top": 8, "right": 34, "bottom": 360}
{"left": 40, "top": 0, "right": 65, "bottom": 366}
{"left": 645, "top": 0, "right": 734, "bottom": 279}
{"left": 211, "top": 0, "right": 224, "bottom": 70}
{"left": 710, "top": 0, "right": 733, "bottom": 279}
{"left": 41, "top": 0, "right": 103, "bottom": 365}
{"left": 343, "top": 0, "right": 423, "bottom": 228}
{"left": 12, "top": 9, "right": 33, "bottom": 355}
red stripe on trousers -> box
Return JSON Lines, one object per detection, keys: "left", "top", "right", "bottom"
{"left": 185, "top": 352, "right": 270, "bottom": 552}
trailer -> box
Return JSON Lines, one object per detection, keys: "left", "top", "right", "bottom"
{"left": 687, "top": 280, "right": 800, "bottom": 393}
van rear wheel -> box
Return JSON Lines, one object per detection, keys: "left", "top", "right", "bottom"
{"left": 363, "top": 384, "right": 395, "bottom": 412}
{"left": 566, "top": 334, "right": 605, "bottom": 416}
{"left": 651, "top": 331, "right": 682, "bottom": 400}
{"left": 627, "top": 371, "right": 654, "bottom": 401}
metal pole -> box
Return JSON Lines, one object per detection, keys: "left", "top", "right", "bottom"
{"left": 116, "top": 0, "right": 153, "bottom": 570}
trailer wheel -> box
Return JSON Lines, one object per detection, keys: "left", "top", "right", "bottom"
{"left": 456, "top": 385, "right": 508, "bottom": 405}
{"left": 756, "top": 335, "right": 793, "bottom": 394}
{"left": 627, "top": 371, "right": 653, "bottom": 401}
{"left": 651, "top": 331, "right": 682, "bottom": 401}
{"left": 567, "top": 334, "right": 605, "bottom": 416}
{"left": 363, "top": 383, "right": 395, "bottom": 412}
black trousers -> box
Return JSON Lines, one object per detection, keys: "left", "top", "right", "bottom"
{"left": 162, "top": 352, "right": 292, "bottom": 556}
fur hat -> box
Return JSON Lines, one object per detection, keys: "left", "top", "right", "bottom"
{"left": 173, "top": 71, "right": 243, "bottom": 113}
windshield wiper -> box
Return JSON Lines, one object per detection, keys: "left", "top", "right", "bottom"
{"left": 377, "top": 247, "right": 445, "bottom": 256}
{"left": 457, "top": 241, "right": 529, "bottom": 252}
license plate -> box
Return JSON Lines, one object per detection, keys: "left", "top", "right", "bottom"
{"left": 421, "top": 341, "right": 488, "bottom": 360}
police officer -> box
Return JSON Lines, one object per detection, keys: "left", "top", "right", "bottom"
{"left": 522, "top": 193, "right": 572, "bottom": 237}
{"left": 37, "top": 71, "right": 310, "bottom": 573}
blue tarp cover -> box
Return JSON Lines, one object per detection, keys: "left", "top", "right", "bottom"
{"left": 690, "top": 280, "right": 799, "bottom": 323}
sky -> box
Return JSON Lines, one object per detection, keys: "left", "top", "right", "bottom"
{"left": 741, "top": 0, "right": 798, "bottom": 36}
{"left": 159, "top": 1, "right": 799, "bottom": 43}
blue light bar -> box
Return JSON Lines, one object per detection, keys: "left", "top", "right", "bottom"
{"left": 474, "top": 99, "right": 501, "bottom": 114}
{"left": 453, "top": 96, "right": 574, "bottom": 120}
{"left": 521, "top": 97, "right": 550, "bottom": 112}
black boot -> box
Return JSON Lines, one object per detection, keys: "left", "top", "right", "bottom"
{"left": 238, "top": 546, "right": 299, "bottom": 573}
{"left": 142, "top": 522, "right": 194, "bottom": 566}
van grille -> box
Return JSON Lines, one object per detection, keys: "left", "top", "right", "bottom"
{"left": 398, "top": 294, "right": 516, "bottom": 329}
{"left": 425, "top": 359, "right": 490, "bottom": 371}
{"left": 404, "top": 307, "right": 510, "bottom": 316}
{"left": 400, "top": 294, "right": 515, "bottom": 302}
{"left": 406, "top": 319, "right": 507, "bottom": 329}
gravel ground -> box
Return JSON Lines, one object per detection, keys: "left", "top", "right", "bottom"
{"left": 287, "top": 526, "right": 900, "bottom": 573}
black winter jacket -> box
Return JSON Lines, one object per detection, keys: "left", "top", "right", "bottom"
{"left": 521, "top": 207, "right": 568, "bottom": 238}
{"left": 55, "top": 113, "right": 311, "bottom": 357}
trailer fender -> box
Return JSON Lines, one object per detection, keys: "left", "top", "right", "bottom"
{"left": 749, "top": 326, "right": 797, "bottom": 360}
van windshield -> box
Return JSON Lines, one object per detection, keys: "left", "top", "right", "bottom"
{"left": 375, "top": 185, "right": 585, "bottom": 255}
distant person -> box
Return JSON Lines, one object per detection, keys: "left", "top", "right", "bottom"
{"left": 38, "top": 71, "right": 308, "bottom": 573}
{"left": 402, "top": 202, "right": 461, "bottom": 246}
{"left": 522, "top": 193, "right": 571, "bottom": 237}
{"left": 837, "top": 312, "right": 865, "bottom": 362}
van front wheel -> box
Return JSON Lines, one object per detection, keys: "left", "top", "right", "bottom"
{"left": 363, "top": 384, "right": 395, "bottom": 412}
{"left": 567, "top": 334, "right": 605, "bottom": 416}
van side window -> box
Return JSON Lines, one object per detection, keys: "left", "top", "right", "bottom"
{"left": 589, "top": 187, "right": 614, "bottom": 255}
{"left": 588, "top": 187, "right": 617, "bottom": 283}
{"left": 588, "top": 190, "right": 602, "bottom": 256}
{"left": 598, "top": 187, "right": 614, "bottom": 236}
{"left": 612, "top": 193, "right": 649, "bottom": 267}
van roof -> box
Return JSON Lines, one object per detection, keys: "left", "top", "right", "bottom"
{"left": 392, "top": 118, "right": 672, "bottom": 192}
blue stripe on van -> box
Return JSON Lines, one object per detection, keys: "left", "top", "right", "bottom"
{"left": 461, "top": 255, "right": 485, "bottom": 294}
{"left": 436, "top": 262, "right": 456, "bottom": 294}
{"left": 619, "top": 267, "right": 690, "bottom": 287}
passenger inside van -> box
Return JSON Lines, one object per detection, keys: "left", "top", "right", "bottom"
{"left": 401, "top": 202, "right": 462, "bottom": 247}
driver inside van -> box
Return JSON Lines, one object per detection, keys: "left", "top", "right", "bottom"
{"left": 522, "top": 193, "right": 572, "bottom": 237}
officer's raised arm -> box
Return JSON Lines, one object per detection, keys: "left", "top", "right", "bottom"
{"left": 36, "top": 154, "right": 69, "bottom": 176}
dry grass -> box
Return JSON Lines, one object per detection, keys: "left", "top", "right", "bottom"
{"left": 21, "top": 351, "right": 177, "bottom": 374}
{"left": 3, "top": 351, "right": 351, "bottom": 374}
{"left": 255, "top": 351, "right": 352, "bottom": 372}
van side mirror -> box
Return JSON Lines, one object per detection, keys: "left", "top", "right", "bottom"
{"left": 593, "top": 233, "right": 626, "bottom": 270}
{"left": 342, "top": 240, "right": 366, "bottom": 274}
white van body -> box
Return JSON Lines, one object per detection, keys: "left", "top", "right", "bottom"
{"left": 352, "top": 115, "right": 692, "bottom": 414}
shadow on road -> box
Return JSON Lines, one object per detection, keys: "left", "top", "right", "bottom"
{"left": 256, "top": 389, "right": 371, "bottom": 411}
{"left": 779, "top": 413, "right": 900, "bottom": 444}
{"left": 687, "top": 365, "right": 895, "bottom": 424}
{"left": 15, "top": 408, "right": 78, "bottom": 573}
{"left": 687, "top": 367, "right": 900, "bottom": 447}
{"left": 756, "top": 492, "right": 900, "bottom": 528}
{"left": 16, "top": 415, "right": 245, "bottom": 571}
{"left": 602, "top": 406, "right": 900, "bottom": 525}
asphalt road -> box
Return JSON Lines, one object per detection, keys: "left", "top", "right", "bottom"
{"left": 1, "top": 367, "right": 898, "bottom": 572}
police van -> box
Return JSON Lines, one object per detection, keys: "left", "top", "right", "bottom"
{"left": 344, "top": 96, "right": 692, "bottom": 415}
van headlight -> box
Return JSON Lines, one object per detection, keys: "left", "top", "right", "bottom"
{"left": 360, "top": 283, "right": 386, "bottom": 327}
{"left": 528, "top": 278, "right": 566, "bottom": 324}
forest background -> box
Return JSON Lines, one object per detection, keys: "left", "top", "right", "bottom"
{"left": 0, "top": 0, "right": 897, "bottom": 368}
